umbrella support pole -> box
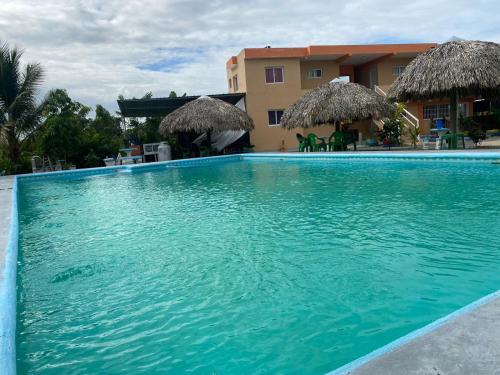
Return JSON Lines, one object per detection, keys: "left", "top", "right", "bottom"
{"left": 207, "top": 131, "right": 212, "bottom": 153}
{"left": 448, "top": 91, "right": 459, "bottom": 149}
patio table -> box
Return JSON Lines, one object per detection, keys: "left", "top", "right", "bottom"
{"left": 119, "top": 148, "right": 134, "bottom": 157}
{"left": 120, "top": 155, "right": 143, "bottom": 165}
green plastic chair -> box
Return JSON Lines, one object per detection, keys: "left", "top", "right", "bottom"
{"left": 328, "top": 131, "right": 345, "bottom": 151}
{"left": 180, "top": 147, "right": 192, "bottom": 159}
{"left": 343, "top": 131, "right": 357, "bottom": 151}
{"left": 296, "top": 134, "right": 308, "bottom": 152}
{"left": 199, "top": 146, "right": 214, "bottom": 157}
{"left": 440, "top": 133, "right": 465, "bottom": 149}
{"left": 307, "top": 133, "right": 327, "bottom": 152}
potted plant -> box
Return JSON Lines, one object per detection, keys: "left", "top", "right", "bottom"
{"left": 379, "top": 103, "right": 405, "bottom": 149}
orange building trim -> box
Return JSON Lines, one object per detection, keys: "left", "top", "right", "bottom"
{"left": 243, "top": 43, "right": 437, "bottom": 60}
{"left": 226, "top": 56, "right": 238, "bottom": 68}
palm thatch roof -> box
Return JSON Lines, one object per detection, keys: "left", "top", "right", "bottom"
{"left": 280, "top": 82, "right": 395, "bottom": 129}
{"left": 159, "top": 95, "right": 254, "bottom": 135}
{"left": 388, "top": 40, "right": 500, "bottom": 101}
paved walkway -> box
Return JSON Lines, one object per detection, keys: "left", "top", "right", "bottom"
{"left": 331, "top": 294, "right": 500, "bottom": 374}
{"left": 0, "top": 176, "right": 15, "bottom": 375}
{"left": 0, "top": 176, "right": 14, "bottom": 281}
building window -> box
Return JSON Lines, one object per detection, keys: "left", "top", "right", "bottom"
{"left": 423, "top": 103, "right": 468, "bottom": 119}
{"left": 307, "top": 68, "right": 322, "bottom": 78}
{"left": 423, "top": 105, "right": 438, "bottom": 119}
{"left": 232, "top": 75, "right": 238, "bottom": 91}
{"left": 265, "top": 67, "right": 284, "bottom": 84}
{"left": 392, "top": 65, "right": 407, "bottom": 76}
{"left": 268, "top": 110, "right": 284, "bottom": 126}
{"left": 369, "top": 67, "right": 377, "bottom": 89}
{"left": 228, "top": 78, "right": 232, "bottom": 89}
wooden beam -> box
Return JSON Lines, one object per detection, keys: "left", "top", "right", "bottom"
{"left": 334, "top": 54, "right": 352, "bottom": 64}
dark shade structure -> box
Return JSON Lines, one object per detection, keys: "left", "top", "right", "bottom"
{"left": 280, "top": 82, "right": 395, "bottom": 129}
{"left": 389, "top": 40, "right": 500, "bottom": 132}
{"left": 117, "top": 93, "right": 245, "bottom": 118}
{"left": 159, "top": 96, "right": 254, "bottom": 138}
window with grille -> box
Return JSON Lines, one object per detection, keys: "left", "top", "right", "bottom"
{"left": 232, "top": 75, "right": 238, "bottom": 91}
{"left": 423, "top": 103, "right": 468, "bottom": 119}
{"left": 307, "top": 68, "right": 322, "bottom": 78}
{"left": 392, "top": 65, "right": 407, "bottom": 76}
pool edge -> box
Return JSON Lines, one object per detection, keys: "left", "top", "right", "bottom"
{"left": 0, "top": 176, "right": 18, "bottom": 375}
{"left": 325, "top": 288, "right": 500, "bottom": 375}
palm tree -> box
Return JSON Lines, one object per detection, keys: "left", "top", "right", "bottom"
{"left": 0, "top": 42, "right": 44, "bottom": 170}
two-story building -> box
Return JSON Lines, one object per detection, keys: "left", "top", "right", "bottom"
{"left": 226, "top": 43, "right": 477, "bottom": 151}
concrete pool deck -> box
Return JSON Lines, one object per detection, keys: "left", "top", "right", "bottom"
{"left": 0, "top": 176, "right": 14, "bottom": 277}
{"left": 1, "top": 152, "right": 500, "bottom": 374}
{"left": 329, "top": 291, "right": 500, "bottom": 375}
{"left": 0, "top": 175, "right": 16, "bottom": 375}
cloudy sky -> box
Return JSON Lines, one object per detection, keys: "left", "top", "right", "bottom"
{"left": 1, "top": 0, "right": 499, "bottom": 113}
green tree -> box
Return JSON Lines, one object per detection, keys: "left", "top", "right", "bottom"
{"left": 82, "top": 105, "right": 123, "bottom": 167}
{"left": 0, "top": 42, "right": 44, "bottom": 172}
{"left": 38, "top": 89, "right": 90, "bottom": 163}
{"left": 37, "top": 89, "right": 124, "bottom": 168}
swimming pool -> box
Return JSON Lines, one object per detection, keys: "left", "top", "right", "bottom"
{"left": 10, "top": 154, "right": 500, "bottom": 373}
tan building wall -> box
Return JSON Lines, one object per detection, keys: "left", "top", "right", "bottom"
{"left": 377, "top": 57, "right": 414, "bottom": 92}
{"left": 243, "top": 58, "right": 304, "bottom": 151}
{"left": 226, "top": 44, "right": 438, "bottom": 150}
{"left": 226, "top": 50, "right": 248, "bottom": 93}
{"left": 300, "top": 60, "right": 340, "bottom": 90}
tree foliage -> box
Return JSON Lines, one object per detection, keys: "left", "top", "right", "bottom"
{"left": 379, "top": 103, "right": 405, "bottom": 145}
{"left": 0, "top": 41, "right": 44, "bottom": 172}
{"left": 36, "top": 89, "right": 124, "bottom": 168}
{"left": 0, "top": 41, "right": 183, "bottom": 175}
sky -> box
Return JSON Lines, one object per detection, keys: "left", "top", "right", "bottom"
{"left": 1, "top": 0, "right": 499, "bottom": 113}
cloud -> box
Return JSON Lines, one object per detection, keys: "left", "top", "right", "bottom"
{"left": 1, "top": 0, "right": 499, "bottom": 113}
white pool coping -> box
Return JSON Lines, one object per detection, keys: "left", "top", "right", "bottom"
{"left": 1, "top": 150, "right": 500, "bottom": 374}
{"left": 327, "top": 290, "right": 500, "bottom": 375}
{"left": 0, "top": 176, "right": 17, "bottom": 375}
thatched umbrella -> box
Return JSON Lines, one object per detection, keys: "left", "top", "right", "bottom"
{"left": 280, "top": 82, "right": 395, "bottom": 130}
{"left": 159, "top": 95, "right": 254, "bottom": 145}
{"left": 389, "top": 40, "right": 500, "bottom": 133}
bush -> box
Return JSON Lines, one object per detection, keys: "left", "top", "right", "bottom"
{"left": 379, "top": 103, "right": 405, "bottom": 145}
{"left": 461, "top": 116, "right": 486, "bottom": 146}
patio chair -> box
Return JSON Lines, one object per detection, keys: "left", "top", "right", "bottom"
{"left": 439, "top": 133, "right": 465, "bottom": 149}
{"left": 103, "top": 157, "right": 116, "bottom": 167}
{"left": 343, "top": 131, "right": 357, "bottom": 151}
{"left": 42, "top": 156, "right": 54, "bottom": 171}
{"left": 296, "top": 134, "right": 308, "bottom": 152}
{"left": 328, "top": 131, "right": 345, "bottom": 151}
{"left": 199, "top": 146, "right": 213, "bottom": 157}
{"left": 307, "top": 133, "right": 327, "bottom": 152}
{"left": 31, "top": 156, "right": 44, "bottom": 173}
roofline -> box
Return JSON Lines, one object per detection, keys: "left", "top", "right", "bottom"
{"left": 231, "top": 43, "right": 437, "bottom": 61}
{"left": 117, "top": 93, "right": 245, "bottom": 118}
{"left": 117, "top": 92, "right": 243, "bottom": 103}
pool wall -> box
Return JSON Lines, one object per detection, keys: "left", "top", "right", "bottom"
{"left": 0, "top": 177, "right": 18, "bottom": 375}
{"left": 1, "top": 150, "right": 500, "bottom": 375}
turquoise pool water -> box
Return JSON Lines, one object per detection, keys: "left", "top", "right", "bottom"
{"left": 17, "top": 159, "right": 500, "bottom": 374}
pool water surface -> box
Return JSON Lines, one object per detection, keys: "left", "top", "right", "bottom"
{"left": 16, "top": 159, "right": 500, "bottom": 374}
